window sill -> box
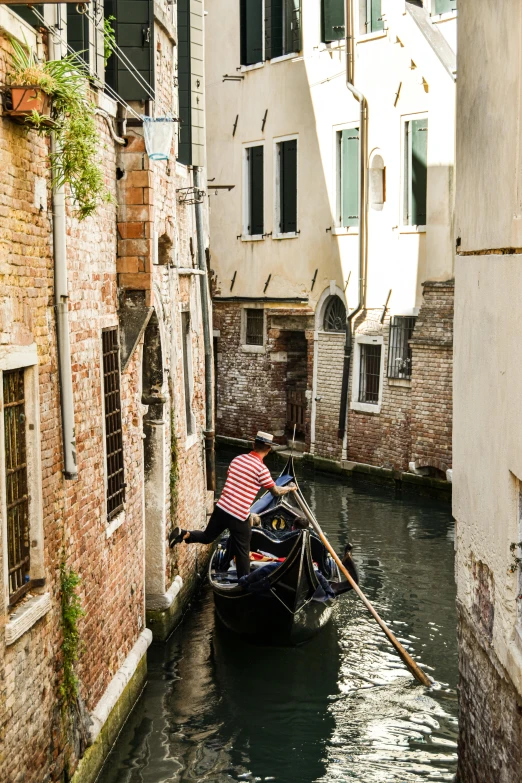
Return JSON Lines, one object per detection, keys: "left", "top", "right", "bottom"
{"left": 241, "top": 344, "right": 266, "bottom": 354}
{"left": 241, "top": 234, "right": 265, "bottom": 242}
{"left": 388, "top": 377, "right": 412, "bottom": 388}
{"left": 350, "top": 401, "right": 382, "bottom": 414}
{"left": 318, "top": 40, "right": 345, "bottom": 51}
{"left": 331, "top": 226, "right": 358, "bottom": 236}
{"left": 270, "top": 52, "right": 299, "bottom": 65}
{"left": 240, "top": 61, "right": 264, "bottom": 73}
{"left": 6, "top": 592, "right": 51, "bottom": 646}
{"left": 185, "top": 432, "right": 199, "bottom": 450}
{"left": 357, "top": 30, "right": 388, "bottom": 44}
{"left": 431, "top": 10, "right": 457, "bottom": 23}
{"left": 400, "top": 225, "right": 426, "bottom": 234}
{"left": 272, "top": 232, "right": 299, "bottom": 240}
{"left": 106, "top": 509, "right": 126, "bottom": 539}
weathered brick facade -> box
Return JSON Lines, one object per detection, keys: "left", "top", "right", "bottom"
{"left": 0, "top": 7, "right": 211, "bottom": 782}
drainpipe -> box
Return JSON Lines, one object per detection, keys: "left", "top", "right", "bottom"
{"left": 338, "top": 0, "right": 368, "bottom": 457}
{"left": 193, "top": 166, "right": 216, "bottom": 491}
{"left": 50, "top": 19, "right": 77, "bottom": 479}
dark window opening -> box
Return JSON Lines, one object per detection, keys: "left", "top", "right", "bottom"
{"left": 322, "top": 0, "right": 345, "bottom": 43}
{"left": 323, "top": 295, "right": 346, "bottom": 332}
{"left": 265, "top": 0, "right": 301, "bottom": 60}
{"left": 240, "top": 0, "right": 264, "bottom": 65}
{"left": 104, "top": 0, "right": 154, "bottom": 102}
{"left": 3, "top": 369, "right": 30, "bottom": 603}
{"left": 358, "top": 343, "right": 381, "bottom": 404}
{"left": 278, "top": 139, "right": 297, "bottom": 234}
{"left": 245, "top": 309, "right": 264, "bottom": 345}
{"left": 102, "top": 328, "right": 125, "bottom": 520}
{"left": 388, "top": 316, "right": 416, "bottom": 380}
{"left": 6, "top": 3, "right": 43, "bottom": 29}
{"left": 247, "top": 145, "right": 264, "bottom": 235}
{"left": 181, "top": 312, "right": 194, "bottom": 435}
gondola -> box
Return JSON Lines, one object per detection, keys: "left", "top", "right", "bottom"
{"left": 209, "top": 456, "right": 358, "bottom": 645}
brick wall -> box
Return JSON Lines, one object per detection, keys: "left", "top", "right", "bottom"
{"left": 314, "top": 331, "right": 344, "bottom": 460}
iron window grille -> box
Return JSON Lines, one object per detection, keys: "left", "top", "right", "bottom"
{"left": 358, "top": 343, "right": 382, "bottom": 404}
{"left": 323, "top": 295, "right": 346, "bottom": 332}
{"left": 102, "top": 328, "right": 126, "bottom": 520}
{"left": 3, "top": 369, "right": 30, "bottom": 603}
{"left": 245, "top": 309, "right": 264, "bottom": 346}
{"left": 387, "top": 316, "right": 416, "bottom": 380}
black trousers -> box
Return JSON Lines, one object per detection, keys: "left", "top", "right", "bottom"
{"left": 186, "top": 505, "right": 251, "bottom": 578}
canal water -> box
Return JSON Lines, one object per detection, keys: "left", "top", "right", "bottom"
{"left": 98, "top": 455, "right": 458, "bottom": 783}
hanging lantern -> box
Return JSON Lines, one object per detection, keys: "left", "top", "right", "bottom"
{"left": 143, "top": 116, "right": 175, "bottom": 161}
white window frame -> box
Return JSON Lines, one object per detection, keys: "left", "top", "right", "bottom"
{"left": 350, "top": 334, "right": 385, "bottom": 414}
{"left": 241, "top": 305, "right": 267, "bottom": 353}
{"left": 400, "top": 112, "right": 428, "bottom": 233}
{"left": 0, "top": 347, "right": 46, "bottom": 619}
{"left": 356, "top": 0, "right": 388, "bottom": 41}
{"left": 427, "top": 0, "right": 457, "bottom": 21}
{"left": 242, "top": 142, "right": 265, "bottom": 241}
{"left": 273, "top": 134, "right": 299, "bottom": 240}
{"left": 333, "top": 121, "right": 360, "bottom": 233}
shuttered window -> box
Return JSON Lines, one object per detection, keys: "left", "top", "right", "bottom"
{"left": 240, "top": 0, "right": 264, "bottom": 65}
{"left": 265, "top": 0, "right": 301, "bottom": 59}
{"left": 322, "top": 0, "right": 345, "bottom": 43}
{"left": 404, "top": 118, "right": 428, "bottom": 226}
{"left": 177, "top": 0, "right": 205, "bottom": 166}
{"left": 6, "top": 3, "right": 43, "bottom": 29}
{"left": 246, "top": 145, "right": 264, "bottom": 236}
{"left": 67, "top": 4, "right": 90, "bottom": 66}
{"left": 365, "top": 0, "right": 384, "bottom": 33}
{"left": 277, "top": 139, "right": 297, "bottom": 234}
{"left": 104, "top": 0, "right": 154, "bottom": 102}
{"left": 339, "top": 128, "right": 359, "bottom": 227}
{"left": 433, "top": 0, "right": 457, "bottom": 14}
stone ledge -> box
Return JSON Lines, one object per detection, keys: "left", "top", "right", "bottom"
{"left": 146, "top": 575, "right": 183, "bottom": 611}
{"left": 5, "top": 592, "right": 51, "bottom": 646}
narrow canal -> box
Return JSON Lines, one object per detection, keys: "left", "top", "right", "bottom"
{"left": 98, "top": 454, "right": 458, "bottom": 783}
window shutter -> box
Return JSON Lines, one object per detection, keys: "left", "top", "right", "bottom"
{"left": 322, "top": 0, "right": 345, "bottom": 43}
{"left": 411, "top": 118, "right": 428, "bottom": 226}
{"left": 371, "top": 0, "right": 384, "bottom": 32}
{"left": 7, "top": 4, "right": 43, "bottom": 29}
{"left": 265, "top": 0, "right": 283, "bottom": 60}
{"left": 290, "top": 0, "right": 302, "bottom": 54}
{"left": 67, "top": 4, "right": 90, "bottom": 65}
{"left": 250, "top": 146, "right": 264, "bottom": 235}
{"left": 190, "top": 0, "right": 205, "bottom": 167}
{"left": 280, "top": 139, "right": 297, "bottom": 234}
{"left": 106, "top": 0, "right": 154, "bottom": 102}
{"left": 434, "top": 0, "right": 457, "bottom": 13}
{"left": 241, "top": 0, "right": 263, "bottom": 65}
{"left": 341, "top": 128, "right": 359, "bottom": 227}
{"left": 177, "top": 0, "right": 191, "bottom": 164}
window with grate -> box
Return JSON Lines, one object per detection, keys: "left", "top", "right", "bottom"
{"left": 245, "top": 309, "right": 264, "bottom": 345}
{"left": 358, "top": 343, "right": 382, "bottom": 404}
{"left": 3, "top": 369, "right": 30, "bottom": 603}
{"left": 102, "top": 329, "right": 125, "bottom": 520}
{"left": 388, "top": 316, "right": 416, "bottom": 380}
{"left": 323, "top": 295, "right": 346, "bottom": 332}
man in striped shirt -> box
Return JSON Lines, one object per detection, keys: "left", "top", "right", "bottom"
{"left": 169, "top": 431, "right": 296, "bottom": 578}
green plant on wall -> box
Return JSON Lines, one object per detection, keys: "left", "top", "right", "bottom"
{"left": 60, "top": 561, "right": 85, "bottom": 706}
{"left": 103, "top": 15, "right": 117, "bottom": 67}
{"left": 6, "top": 37, "right": 111, "bottom": 219}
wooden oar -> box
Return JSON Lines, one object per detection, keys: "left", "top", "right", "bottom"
{"left": 293, "top": 491, "right": 432, "bottom": 687}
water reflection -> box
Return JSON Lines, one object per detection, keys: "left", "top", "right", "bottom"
{"left": 98, "top": 458, "right": 458, "bottom": 783}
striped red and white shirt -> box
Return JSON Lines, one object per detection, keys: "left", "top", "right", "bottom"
{"left": 217, "top": 451, "right": 275, "bottom": 521}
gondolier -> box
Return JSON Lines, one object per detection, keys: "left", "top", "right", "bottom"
{"left": 169, "top": 431, "right": 296, "bottom": 578}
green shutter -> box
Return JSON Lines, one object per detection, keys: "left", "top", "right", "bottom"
{"left": 241, "top": 0, "right": 263, "bottom": 65}
{"left": 341, "top": 129, "right": 359, "bottom": 227}
{"left": 434, "top": 0, "right": 457, "bottom": 13}
{"left": 280, "top": 140, "right": 297, "bottom": 234}
{"left": 410, "top": 119, "right": 428, "bottom": 226}
{"left": 6, "top": 4, "right": 42, "bottom": 29}
{"left": 265, "top": 0, "right": 283, "bottom": 60}
{"left": 249, "top": 146, "right": 264, "bottom": 235}
{"left": 67, "top": 4, "right": 90, "bottom": 65}
{"left": 105, "top": 0, "right": 154, "bottom": 102}
{"left": 371, "top": 0, "right": 384, "bottom": 32}
{"left": 190, "top": 0, "right": 205, "bottom": 167}
{"left": 322, "top": 0, "right": 345, "bottom": 43}
{"left": 178, "top": 0, "right": 191, "bottom": 164}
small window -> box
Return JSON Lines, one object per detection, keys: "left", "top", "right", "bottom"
{"left": 102, "top": 328, "right": 126, "bottom": 520}
{"left": 245, "top": 309, "right": 264, "bottom": 345}
{"left": 323, "top": 296, "right": 346, "bottom": 332}
{"left": 322, "top": 0, "right": 345, "bottom": 43}
{"left": 404, "top": 118, "right": 428, "bottom": 226}
{"left": 360, "top": 0, "right": 384, "bottom": 34}
{"left": 338, "top": 128, "right": 359, "bottom": 227}
{"left": 433, "top": 0, "right": 456, "bottom": 14}
{"left": 181, "top": 312, "right": 195, "bottom": 436}
{"left": 265, "top": 0, "right": 302, "bottom": 59}
{"left": 245, "top": 145, "right": 264, "bottom": 236}
{"left": 370, "top": 153, "right": 385, "bottom": 211}
{"left": 388, "top": 316, "right": 416, "bottom": 380}
{"left": 276, "top": 139, "right": 298, "bottom": 234}
{"left": 358, "top": 343, "right": 382, "bottom": 404}
{"left": 240, "top": 0, "right": 264, "bottom": 65}
{"left": 3, "top": 369, "right": 30, "bottom": 604}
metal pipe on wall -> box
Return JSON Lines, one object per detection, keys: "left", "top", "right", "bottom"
{"left": 338, "top": 0, "right": 368, "bottom": 455}
{"left": 193, "top": 166, "right": 216, "bottom": 492}
{"left": 50, "top": 12, "right": 77, "bottom": 480}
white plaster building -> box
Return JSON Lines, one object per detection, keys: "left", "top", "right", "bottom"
{"left": 206, "top": 0, "right": 456, "bottom": 478}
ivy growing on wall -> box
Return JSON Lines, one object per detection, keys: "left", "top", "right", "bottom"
{"left": 60, "top": 561, "right": 85, "bottom": 706}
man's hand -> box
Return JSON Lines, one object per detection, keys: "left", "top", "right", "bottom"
{"left": 270, "top": 482, "right": 297, "bottom": 497}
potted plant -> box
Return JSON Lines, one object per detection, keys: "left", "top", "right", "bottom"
{"left": 5, "top": 38, "right": 111, "bottom": 220}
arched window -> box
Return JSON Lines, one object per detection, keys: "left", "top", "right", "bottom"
{"left": 323, "top": 295, "right": 346, "bottom": 332}
{"left": 369, "top": 153, "right": 385, "bottom": 211}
